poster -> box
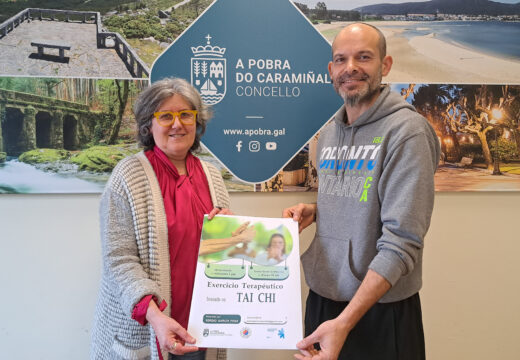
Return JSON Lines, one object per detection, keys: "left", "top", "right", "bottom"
{"left": 187, "top": 215, "right": 303, "bottom": 349}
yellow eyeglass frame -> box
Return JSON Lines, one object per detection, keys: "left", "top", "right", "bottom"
{"left": 153, "top": 110, "right": 198, "bottom": 127}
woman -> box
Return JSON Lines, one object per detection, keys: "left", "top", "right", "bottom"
{"left": 254, "top": 233, "right": 287, "bottom": 265}
{"left": 228, "top": 233, "right": 287, "bottom": 266}
{"left": 91, "top": 78, "right": 249, "bottom": 360}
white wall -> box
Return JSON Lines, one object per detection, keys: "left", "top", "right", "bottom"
{"left": 0, "top": 191, "right": 519, "bottom": 359}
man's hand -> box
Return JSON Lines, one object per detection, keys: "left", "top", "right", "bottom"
{"left": 295, "top": 318, "right": 349, "bottom": 360}
{"left": 295, "top": 270, "right": 392, "bottom": 359}
{"left": 283, "top": 203, "right": 317, "bottom": 233}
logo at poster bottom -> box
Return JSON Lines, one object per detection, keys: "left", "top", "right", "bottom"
{"left": 191, "top": 34, "right": 226, "bottom": 105}
{"left": 240, "top": 327, "right": 251, "bottom": 338}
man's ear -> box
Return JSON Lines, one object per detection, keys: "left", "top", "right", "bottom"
{"left": 381, "top": 55, "right": 393, "bottom": 77}
{"left": 328, "top": 61, "right": 333, "bottom": 82}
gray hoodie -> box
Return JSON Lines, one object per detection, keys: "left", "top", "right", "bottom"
{"left": 301, "top": 85, "right": 440, "bottom": 303}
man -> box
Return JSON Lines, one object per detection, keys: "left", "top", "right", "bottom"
{"left": 283, "top": 23, "right": 440, "bottom": 360}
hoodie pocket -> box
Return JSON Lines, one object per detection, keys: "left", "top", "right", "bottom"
{"left": 303, "top": 234, "right": 363, "bottom": 300}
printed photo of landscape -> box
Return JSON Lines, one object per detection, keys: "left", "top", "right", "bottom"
{"left": 1, "top": 0, "right": 519, "bottom": 192}
{"left": 297, "top": 0, "right": 520, "bottom": 84}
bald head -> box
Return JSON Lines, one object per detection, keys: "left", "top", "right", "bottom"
{"left": 332, "top": 23, "right": 387, "bottom": 60}
{"left": 327, "top": 22, "right": 393, "bottom": 113}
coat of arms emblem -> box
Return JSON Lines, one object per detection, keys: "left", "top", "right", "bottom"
{"left": 191, "top": 35, "right": 226, "bottom": 105}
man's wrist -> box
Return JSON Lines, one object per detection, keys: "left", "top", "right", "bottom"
{"left": 311, "top": 203, "right": 317, "bottom": 222}
{"left": 336, "top": 310, "right": 356, "bottom": 334}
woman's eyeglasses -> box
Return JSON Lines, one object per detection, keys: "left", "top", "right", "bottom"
{"left": 153, "top": 110, "right": 198, "bottom": 127}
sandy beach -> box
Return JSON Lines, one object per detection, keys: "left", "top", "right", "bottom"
{"left": 315, "top": 21, "right": 520, "bottom": 84}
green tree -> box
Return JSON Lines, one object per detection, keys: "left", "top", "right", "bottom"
{"left": 294, "top": 2, "right": 310, "bottom": 14}
{"left": 411, "top": 84, "right": 461, "bottom": 161}
{"left": 490, "top": 135, "right": 518, "bottom": 162}
{"left": 191, "top": 0, "right": 204, "bottom": 17}
{"left": 315, "top": 1, "right": 328, "bottom": 20}
{"left": 459, "top": 85, "right": 510, "bottom": 171}
{"left": 107, "top": 80, "right": 130, "bottom": 145}
{"left": 0, "top": 77, "right": 37, "bottom": 93}
{"left": 41, "top": 78, "right": 62, "bottom": 97}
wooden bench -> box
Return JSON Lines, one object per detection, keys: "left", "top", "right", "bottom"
{"left": 31, "top": 40, "right": 71, "bottom": 60}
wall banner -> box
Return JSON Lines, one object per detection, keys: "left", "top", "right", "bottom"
{"left": 151, "top": 0, "right": 342, "bottom": 183}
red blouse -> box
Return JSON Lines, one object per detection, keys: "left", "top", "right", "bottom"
{"left": 132, "top": 146, "right": 213, "bottom": 358}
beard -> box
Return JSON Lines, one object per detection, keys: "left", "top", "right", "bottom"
{"left": 333, "top": 67, "right": 382, "bottom": 107}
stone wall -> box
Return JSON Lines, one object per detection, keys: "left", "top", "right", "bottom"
{"left": 0, "top": 89, "right": 107, "bottom": 156}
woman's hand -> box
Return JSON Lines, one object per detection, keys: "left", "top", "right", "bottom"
{"left": 267, "top": 248, "right": 284, "bottom": 262}
{"left": 146, "top": 301, "right": 198, "bottom": 355}
{"left": 207, "top": 207, "right": 233, "bottom": 220}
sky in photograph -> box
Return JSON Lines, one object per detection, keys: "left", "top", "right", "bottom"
{"left": 294, "top": 0, "right": 519, "bottom": 11}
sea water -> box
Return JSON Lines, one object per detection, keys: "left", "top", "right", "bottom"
{"left": 387, "top": 21, "right": 520, "bottom": 60}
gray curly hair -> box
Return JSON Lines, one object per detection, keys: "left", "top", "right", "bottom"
{"left": 134, "top": 77, "right": 212, "bottom": 152}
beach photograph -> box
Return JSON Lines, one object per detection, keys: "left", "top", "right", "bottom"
{"left": 296, "top": 0, "right": 520, "bottom": 84}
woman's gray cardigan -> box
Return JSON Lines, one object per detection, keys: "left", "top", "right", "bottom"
{"left": 91, "top": 152, "right": 230, "bottom": 360}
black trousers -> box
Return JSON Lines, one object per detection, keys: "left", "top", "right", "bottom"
{"left": 305, "top": 290, "right": 425, "bottom": 360}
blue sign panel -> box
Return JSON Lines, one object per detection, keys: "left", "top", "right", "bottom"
{"left": 151, "top": 0, "right": 342, "bottom": 183}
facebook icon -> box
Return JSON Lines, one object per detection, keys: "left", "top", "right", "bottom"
{"left": 236, "top": 140, "right": 242, "bottom": 152}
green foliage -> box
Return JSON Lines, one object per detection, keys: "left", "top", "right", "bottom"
{"left": 70, "top": 144, "right": 138, "bottom": 172}
{"left": 316, "top": 2, "right": 327, "bottom": 11}
{"left": 104, "top": 11, "right": 173, "bottom": 42}
{"left": 97, "top": 80, "right": 118, "bottom": 113}
{"left": 294, "top": 2, "right": 309, "bottom": 14}
{"left": 91, "top": 79, "right": 142, "bottom": 144}
{"left": 40, "top": 78, "right": 61, "bottom": 97}
{"left": 134, "top": 2, "right": 147, "bottom": 10}
{"left": 1, "top": 0, "right": 211, "bottom": 53}
{"left": 459, "top": 143, "right": 482, "bottom": 160}
{"left": 499, "top": 165, "right": 520, "bottom": 175}
{"left": 0, "top": 152, "right": 7, "bottom": 163}
{"left": 19, "top": 148, "right": 70, "bottom": 164}
{"left": 0, "top": 77, "right": 37, "bottom": 94}
{"left": 0, "top": 0, "right": 139, "bottom": 22}
{"left": 92, "top": 122, "right": 106, "bottom": 144}
{"left": 0, "top": 77, "right": 63, "bottom": 97}
{"left": 490, "top": 138, "right": 519, "bottom": 162}
{"left": 167, "top": 0, "right": 212, "bottom": 28}
{"left": 328, "top": 10, "right": 361, "bottom": 21}
{"left": 126, "top": 38, "right": 164, "bottom": 66}
{"left": 164, "top": 21, "right": 184, "bottom": 38}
